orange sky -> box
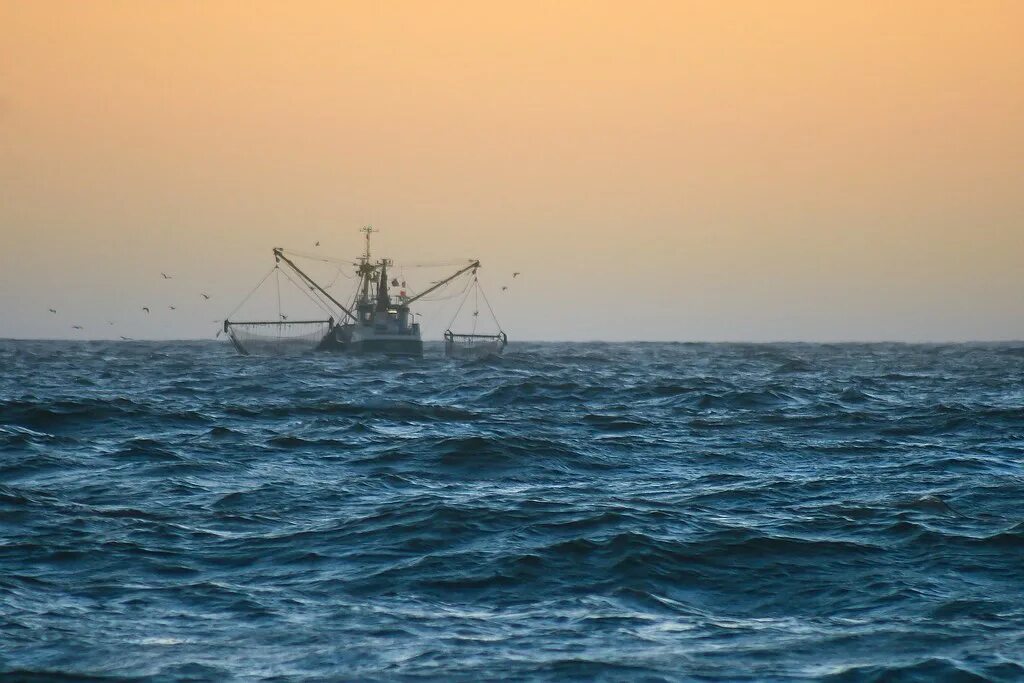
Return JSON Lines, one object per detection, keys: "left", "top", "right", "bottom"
{"left": 2, "top": 1, "right": 1022, "bottom": 341}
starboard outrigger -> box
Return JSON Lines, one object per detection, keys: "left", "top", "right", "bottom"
{"left": 223, "top": 227, "right": 507, "bottom": 357}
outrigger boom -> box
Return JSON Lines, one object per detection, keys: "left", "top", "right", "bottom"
{"left": 404, "top": 260, "right": 480, "bottom": 306}
{"left": 272, "top": 248, "right": 357, "bottom": 322}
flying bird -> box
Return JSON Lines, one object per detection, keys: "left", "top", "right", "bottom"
{"left": 48, "top": 308, "right": 57, "bottom": 314}
{"left": 201, "top": 293, "right": 210, "bottom": 300}
{"left": 161, "top": 272, "right": 172, "bottom": 279}
{"left": 71, "top": 325, "right": 83, "bottom": 330}
{"left": 108, "top": 321, "right": 115, "bottom": 326}
{"left": 142, "top": 307, "right": 150, "bottom": 313}
{"left": 315, "top": 241, "right": 320, "bottom": 247}
{"left": 119, "top": 336, "right": 132, "bottom": 341}
{"left": 513, "top": 272, "right": 521, "bottom": 278}
{"left": 501, "top": 286, "right": 508, "bottom": 291}
{"left": 168, "top": 305, "right": 176, "bottom": 310}
{"left": 280, "top": 314, "right": 288, "bottom": 320}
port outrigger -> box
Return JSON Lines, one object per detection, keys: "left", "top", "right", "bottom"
{"left": 223, "top": 227, "right": 507, "bottom": 357}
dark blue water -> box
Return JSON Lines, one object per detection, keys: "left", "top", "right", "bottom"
{"left": 2, "top": 341, "right": 1024, "bottom": 681}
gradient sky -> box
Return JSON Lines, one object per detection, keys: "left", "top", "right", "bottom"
{"left": 2, "top": 1, "right": 1022, "bottom": 341}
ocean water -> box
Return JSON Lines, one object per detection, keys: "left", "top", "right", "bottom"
{"left": 2, "top": 340, "right": 1024, "bottom": 682}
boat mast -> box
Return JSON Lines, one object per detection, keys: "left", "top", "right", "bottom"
{"left": 356, "top": 225, "right": 377, "bottom": 305}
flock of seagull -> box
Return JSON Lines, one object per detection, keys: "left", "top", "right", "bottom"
{"left": 49, "top": 270, "right": 215, "bottom": 339}
{"left": 50, "top": 242, "right": 522, "bottom": 339}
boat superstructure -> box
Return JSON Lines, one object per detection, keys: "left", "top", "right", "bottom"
{"left": 316, "top": 226, "right": 479, "bottom": 355}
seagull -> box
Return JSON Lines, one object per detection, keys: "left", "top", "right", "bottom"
{"left": 201, "top": 293, "right": 210, "bottom": 300}
{"left": 119, "top": 336, "right": 132, "bottom": 341}
{"left": 501, "top": 286, "right": 508, "bottom": 291}
{"left": 161, "top": 272, "right": 172, "bottom": 279}
{"left": 48, "top": 308, "right": 57, "bottom": 314}
{"left": 315, "top": 241, "right": 320, "bottom": 247}
{"left": 142, "top": 307, "right": 150, "bottom": 314}
{"left": 513, "top": 272, "right": 520, "bottom": 278}
{"left": 280, "top": 314, "right": 288, "bottom": 320}
{"left": 71, "top": 325, "right": 83, "bottom": 330}
{"left": 473, "top": 311, "right": 479, "bottom": 317}
{"left": 168, "top": 305, "right": 176, "bottom": 310}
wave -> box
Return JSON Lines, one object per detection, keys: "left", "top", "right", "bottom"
{"left": 3, "top": 341, "right": 1024, "bottom": 679}
{"left": 226, "top": 399, "right": 480, "bottom": 422}
{"left": 823, "top": 657, "right": 1015, "bottom": 682}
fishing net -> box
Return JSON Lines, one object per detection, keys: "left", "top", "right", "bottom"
{"left": 225, "top": 321, "right": 332, "bottom": 356}
{"left": 444, "top": 331, "right": 508, "bottom": 359}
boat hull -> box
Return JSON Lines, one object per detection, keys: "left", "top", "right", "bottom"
{"left": 318, "top": 325, "right": 423, "bottom": 356}
{"left": 349, "top": 338, "right": 423, "bottom": 356}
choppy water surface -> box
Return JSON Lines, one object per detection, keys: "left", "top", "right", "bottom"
{"left": 2, "top": 341, "right": 1024, "bottom": 681}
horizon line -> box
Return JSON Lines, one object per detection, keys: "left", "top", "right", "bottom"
{"left": 3, "top": 337, "right": 1023, "bottom": 346}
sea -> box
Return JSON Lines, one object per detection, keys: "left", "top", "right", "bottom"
{"left": 2, "top": 340, "right": 1023, "bottom": 681}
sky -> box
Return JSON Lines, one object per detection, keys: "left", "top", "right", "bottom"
{"left": 1, "top": 1, "right": 1022, "bottom": 342}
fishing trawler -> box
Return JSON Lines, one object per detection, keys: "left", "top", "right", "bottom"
{"left": 223, "top": 227, "right": 507, "bottom": 357}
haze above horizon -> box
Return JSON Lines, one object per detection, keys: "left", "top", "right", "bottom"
{"left": 2, "top": 1, "right": 1022, "bottom": 342}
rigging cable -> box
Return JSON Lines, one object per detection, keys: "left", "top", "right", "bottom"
{"left": 476, "top": 275, "right": 503, "bottom": 332}
{"left": 472, "top": 279, "right": 479, "bottom": 336}
{"left": 280, "top": 249, "right": 359, "bottom": 272}
{"left": 401, "top": 260, "right": 475, "bottom": 269}
{"left": 323, "top": 264, "right": 349, "bottom": 289}
{"left": 409, "top": 272, "right": 474, "bottom": 303}
{"left": 445, "top": 277, "right": 502, "bottom": 334}
{"left": 225, "top": 265, "right": 278, "bottom": 321}
{"left": 445, "top": 280, "right": 472, "bottom": 330}
{"left": 275, "top": 267, "right": 283, "bottom": 320}
{"left": 277, "top": 264, "right": 338, "bottom": 318}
